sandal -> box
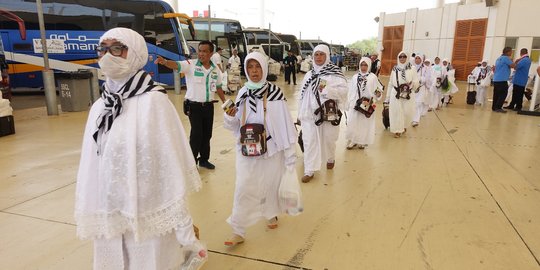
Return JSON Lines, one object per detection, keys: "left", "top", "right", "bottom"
{"left": 267, "top": 217, "right": 278, "bottom": 229}
{"left": 224, "top": 234, "right": 245, "bottom": 247}
{"left": 301, "top": 174, "right": 314, "bottom": 183}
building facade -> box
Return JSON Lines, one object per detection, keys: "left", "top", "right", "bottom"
{"left": 377, "top": 0, "right": 540, "bottom": 80}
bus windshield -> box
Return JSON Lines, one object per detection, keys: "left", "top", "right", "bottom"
{"left": 184, "top": 18, "right": 247, "bottom": 74}
{"left": 0, "top": 0, "right": 190, "bottom": 90}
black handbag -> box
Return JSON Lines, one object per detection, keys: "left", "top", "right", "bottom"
{"left": 394, "top": 70, "right": 411, "bottom": 100}
{"left": 354, "top": 97, "right": 375, "bottom": 118}
{"left": 239, "top": 93, "right": 268, "bottom": 157}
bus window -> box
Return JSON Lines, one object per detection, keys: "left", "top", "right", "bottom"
{"left": 0, "top": 0, "right": 190, "bottom": 89}
{"left": 245, "top": 32, "right": 257, "bottom": 46}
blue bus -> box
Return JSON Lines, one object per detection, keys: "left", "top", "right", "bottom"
{"left": 0, "top": 0, "right": 194, "bottom": 90}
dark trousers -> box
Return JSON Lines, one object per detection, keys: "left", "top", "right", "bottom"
{"left": 285, "top": 66, "right": 296, "bottom": 84}
{"left": 187, "top": 102, "right": 214, "bottom": 163}
{"left": 492, "top": 81, "right": 508, "bottom": 111}
{"left": 507, "top": 84, "right": 525, "bottom": 110}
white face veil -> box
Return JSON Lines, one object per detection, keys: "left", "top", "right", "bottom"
{"left": 99, "top": 28, "right": 149, "bottom": 92}
{"left": 312, "top": 44, "right": 330, "bottom": 72}
{"left": 397, "top": 51, "right": 408, "bottom": 69}
{"left": 359, "top": 57, "right": 372, "bottom": 75}
{"left": 244, "top": 51, "right": 268, "bottom": 86}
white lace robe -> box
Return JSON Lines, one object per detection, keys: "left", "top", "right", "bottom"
{"left": 76, "top": 91, "right": 201, "bottom": 269}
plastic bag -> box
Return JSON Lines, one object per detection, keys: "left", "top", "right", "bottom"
{"left": 278, "top": 167, "right": 303, "bottom": 216}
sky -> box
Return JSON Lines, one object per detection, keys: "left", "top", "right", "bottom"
{"left": 174, "top": 0, "right": 460, "bottom": 46}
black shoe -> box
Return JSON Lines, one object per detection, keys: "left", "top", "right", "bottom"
{"left": 503, "top": 106, "right": 513, "bottom": 109}
{"left": 513, "top": 108, "right": 521, "bottom": 112}
{"left": 494, "top": 109, "right": 507, "bottom": 113}
{"left": 199, "top": 160, "right": 215, "bottom": 170}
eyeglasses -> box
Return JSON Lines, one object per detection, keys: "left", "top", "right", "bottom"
{"left": 96, "top": 45, "right": 128, "bottom": 57}
{"left": 398, "top": 55, "right": 407, "bottom": 59}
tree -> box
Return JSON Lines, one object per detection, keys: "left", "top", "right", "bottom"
{"left": 348, "top": 37, "right": 377, "bottom": 55}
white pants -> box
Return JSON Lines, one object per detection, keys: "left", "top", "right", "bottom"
{"left": 413, "top": 102, "right": 428, "bottom": 123}
{"left": 475, "top": 85, "right": 487, "bottom": 105}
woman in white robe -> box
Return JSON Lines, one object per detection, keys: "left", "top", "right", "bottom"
{"left": 345, "top": 57, "right": 382, "bottom": 149}
{"left": 442, "top": 58, "right": 459, "bottom": 105}
{"left": 297, "top": 44, "right": 348, "bottom": 182}
{"left": 472, "top": 60, "right": 492, "bottom": 106}
{"left": 429, "top": 57, "right": 444, "bottom": 110}
{"left": 75, "top": 28, "right": 206, "bottom": 270}
{"left": 223, "top": 52, "right": 298, "bottom": 246}
{"left": 385, "top": 51, "right": 419, "bottom": 138}
{"left": 412, "top": 55, "right": 432, "bottom": 126}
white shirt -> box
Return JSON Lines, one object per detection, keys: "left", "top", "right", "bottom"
{"left": 228, "top": 55, "right": 241, "bottom": 68}
{"left": 176, "top": 59, "right": 222, "bottom": 103}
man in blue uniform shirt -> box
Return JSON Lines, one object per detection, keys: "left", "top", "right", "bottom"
{"left": 505, "top": 48, "right": 532, "bottom": 111}
{"left": 492, "top": 47, "right": 516, "bottom": 113}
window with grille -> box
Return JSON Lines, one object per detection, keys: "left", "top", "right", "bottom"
{"left": 531, "top": 38, "right": 540, "bottom": 63}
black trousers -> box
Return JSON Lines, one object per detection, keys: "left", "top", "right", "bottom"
{"left": 285, "top": 66, "right": 296, "bottom": 84}
{"left": 187, "top": 101, "right": 214, "bottom": 163}
{"left": 507, "top": 84, "right": 525, "bottom": 110}
{"left": 492, "top": 81, "right": 508, "bottom": 111}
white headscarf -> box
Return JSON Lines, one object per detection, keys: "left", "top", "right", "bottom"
{"left": 359, "top": 57, "right": 372, "bottom": 75}
{"left": 244, "top": 51, "right": 268, "bottom": 89}
{"left": 442, "top": 58, "right": 449, "bottom": 67}
{"left": 99, "top": 28, "right": 148, "bottom": 92}
{"left": 414, "top": 54, "right": 424, "bottom": 70}
{"left": 396, "top": 51, "right": 409, "bottom": 69}
{"left": 424, "top": 58, "right": 432, "bottom": 65}
{"left": 312, "top": 44, "right": 330, "bottom": 72}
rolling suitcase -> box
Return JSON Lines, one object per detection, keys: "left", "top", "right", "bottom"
{"left": 466, "top": 80, "right": 476, "bottom": 105}
{"left": 466, "top": 91, "right": 476, "bottom": 105}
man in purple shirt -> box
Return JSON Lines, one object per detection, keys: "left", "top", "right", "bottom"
{"left": 505, "top": 48, "right": 532, "bottom": 111}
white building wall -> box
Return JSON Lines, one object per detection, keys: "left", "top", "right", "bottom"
{"left": 383, "top": 12, "right": 406, "bottom": 26}
{"left": 506, "top": 0, "right": 540, "bottom": 37}
{"left": 411, "top": 8, "right": 443, "bottom": 58}
{"left": 457, "top": 2, "right": 489, "bottom": 20}
{"left": 402, "top": 8, "right": 418, "bottom": 53}
{"left": 438, "top": 3, "right": 459, "bottom": 61}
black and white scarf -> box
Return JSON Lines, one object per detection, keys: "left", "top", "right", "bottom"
{"left": 356, "top": 73, "right": 368, "bottom": 98}
{"left": 93, "top": 71, "right": 166, "bottom": 154}
{"left": 479, "top": 67, "right": 488, "bottom": 79}
{"left": 301, "top": 63, "right": 345, "bottom": 99}
{"left": 236, "top": 82, "right": 285, "bottom": 113}
{"left": 393, "top": 63, "right": 411, "bottom": 84}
